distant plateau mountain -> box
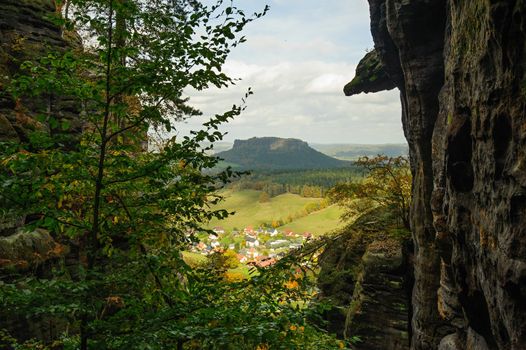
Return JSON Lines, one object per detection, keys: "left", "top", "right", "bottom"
{"left": 216, "top": 137, "right": 352, "bottom": 170}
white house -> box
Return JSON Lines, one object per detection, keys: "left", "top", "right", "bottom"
{"left": 267, "top": 239, "right": 289, "bottom": 249}
{"left": 212, "top": 227, "right": 225, "bottom": 235}
{"left": 268, "top": 229, "right": 279, "bottom": 237}
{"left": 247, "top": 248, "right": 259, "bottom": 259}
{"left": 245, "top": 235, "right": 260, "bottom": 248}
{"left": 237, "top": 254, "right": 248, "bottom": 263}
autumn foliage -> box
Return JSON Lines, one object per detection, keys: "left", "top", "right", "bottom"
{"left": 329, "top": 155, "right": 411, "bottom": 229}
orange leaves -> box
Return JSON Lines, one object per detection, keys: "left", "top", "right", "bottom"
{"left": 105, "top": 296, "right": 125, "bottom": 308}
{"left": 284, "top": 279, "right": 299, "bottom": 289}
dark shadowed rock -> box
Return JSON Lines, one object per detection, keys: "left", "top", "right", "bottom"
{"left": 0, "top": 228, "right": 68, "bottom": 271}
{"left": 349, "top": 0, "right": 526, "bottom": 349}
{"left": 319, "top": 208, "right": 412, "bottom": 349}
{"left": 347, "top": 238, "right": 410, "bottom": 350}
{"left": 0, "top": 0, "right": 82, "bottom": 143}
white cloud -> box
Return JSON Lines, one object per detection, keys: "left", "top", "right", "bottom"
{"left": 305, "top": 73, "right": 352, "bottom": 94}
{"left": 173, "top": 0, "right": 405, "bottom": 145}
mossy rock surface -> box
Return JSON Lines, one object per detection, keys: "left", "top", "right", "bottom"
{"left": 344, "top": 49, "right": 396, "bottom": 96}
{"left": 0, "top": 229, "right": 68, "bottom": 270}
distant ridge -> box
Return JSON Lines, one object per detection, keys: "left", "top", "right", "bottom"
{"left": 217, "top": 137, "right": 352, "bottom": 170}
{"left": 311, "top": 143, "right": 408, "bottom": 160}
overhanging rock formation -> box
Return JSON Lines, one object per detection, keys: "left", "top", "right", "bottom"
{"left": 344, "top": 49, "right": 396, "bottom": 96}
{"left": 346, "top": 1, "right": 526, "bottom": 349}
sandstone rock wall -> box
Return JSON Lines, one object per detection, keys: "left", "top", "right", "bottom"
{"left": 319, "top": 208, "right": 412, "bottom": 349}
{"left": 0, "top": 0, "right": 81, "bottom": 144}
{"left": 0, "top": 0, "right": 83, "bottom": 235}
{"left": 346, "top": 238, "right": 411, "bottom": 350}
{"left": 347, "top": 1, "right": 526, "bottom": 349}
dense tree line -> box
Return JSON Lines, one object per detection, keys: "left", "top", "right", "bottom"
{"left": 231, "top": 168, "right": 362, "bottom": 198}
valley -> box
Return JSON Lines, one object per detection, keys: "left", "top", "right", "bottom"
{"left": 185, "top": 189, "right": 344, "bottom": 270}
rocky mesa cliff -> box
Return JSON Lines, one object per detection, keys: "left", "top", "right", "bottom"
{"left": 346, "top": 1, "right": 526, "bottom": 349}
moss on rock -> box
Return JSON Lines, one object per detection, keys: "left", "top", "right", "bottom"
{"left": 344, "top": 49, "right": 396, "bottom": 96}
{"left": 0, "top": 229, "right": 68, "bottom": 271}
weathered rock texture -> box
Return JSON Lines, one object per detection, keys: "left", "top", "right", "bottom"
{"left": 319, "top": 208, "right": 412, "bottom": 349}
{"left": 347, "top": 1, "right": 526, "bottom": 349}
{"left": 0, "top": 229, "right": 68, "bottom": 271}
{"left": 0, "top": 0, "right": 82, "bottom": 235}
{"left": 346, "top": 238, "right": 411, "bottom": 350}
{"left": 0, "top": 2, "right": 82, "bottom": 341}
{"left": 344, "top": 50, "right": 396, "bottom": 96}
{"left": 0, "top": 229, "right": 71, "bottom": 343}
{"left": 0, "top": 0, "right": 81, "bottom": 144}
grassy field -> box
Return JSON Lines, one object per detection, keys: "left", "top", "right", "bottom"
{"left": 181, "top": 251, "right": 208, "bottom": 267}
{"left": 278, "top": 204, "right": 345, "bottom": 236}
{"left": 207, "top": 189, "right": 345, "bottom": 235}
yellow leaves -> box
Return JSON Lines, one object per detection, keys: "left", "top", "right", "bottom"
{"left": 0, "top": 156, "right": 11, "bottom": 167}
{"left": 338, "top": 340, "right": 345, "bottom": 348}
{"left": 10, "top": 35, "right": 27, "bottom": 52}
{"left": 284, "top": 280, "right": 299, "bottom": 289}
{"left": 223, "top": 271, "right": 245, "bottom": 282}
{"left": 43, "top": 182, "right": 55, "bottom": 192}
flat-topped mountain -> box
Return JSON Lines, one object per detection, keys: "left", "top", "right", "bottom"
{"left": 217, "top": 137, "right": 351, "bottom": 170}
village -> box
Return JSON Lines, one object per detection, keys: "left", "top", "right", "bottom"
{"left": 191, "top": 225, "right": 314, "bottom": 268}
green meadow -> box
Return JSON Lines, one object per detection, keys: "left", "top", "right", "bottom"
{"left": 207, "top": 189, "right": 345, "bottom": 235}
{"left": 278, "top": 204, "right": 345, "bottom": 236}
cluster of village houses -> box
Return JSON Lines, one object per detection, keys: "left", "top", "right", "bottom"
{"left": 192, "top": 226, "right": 314, "bottom": 268}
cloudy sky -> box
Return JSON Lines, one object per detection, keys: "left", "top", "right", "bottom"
{"left": 175, "top": 0, "right": 404, "bottom": 145}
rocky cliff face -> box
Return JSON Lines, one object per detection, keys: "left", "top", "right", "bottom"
{"left": 318, "top": 208, "right": 412, "bottom": 349}
{"left": 0, "top": 2, "right": 78, "bottom": 340}
{"left": 347, "top": 1, "right": 526, "bottom": 349}
{"left": 0, "top": 0, "right": 82, "bottom": 234}
{"left": 0, "top": 0, "right": 81, "bottom": 144}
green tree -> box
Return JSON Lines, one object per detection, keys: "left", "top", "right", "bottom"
{"left": 329, "top": 155, "right": 411, "bottom": 228}
{"left": 0, "top": 1, "right": 345, "bottom": 349}
{"left": 209, "top": 249, "right": 239, "bottom": 270}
